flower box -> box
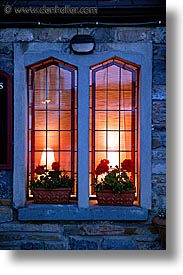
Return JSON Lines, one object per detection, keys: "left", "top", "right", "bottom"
{"left": 96, "top": 189, "right": 135, "bottom": 206}
{"left": 31, "top": 188, "right": 71, "bottom": 204}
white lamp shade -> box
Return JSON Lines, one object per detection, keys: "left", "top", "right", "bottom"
{"left": 40, "top": 148, "right": 55, "bottom": 170}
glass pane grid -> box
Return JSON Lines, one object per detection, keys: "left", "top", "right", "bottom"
{"left": 90, "top": 57, "right": 139, "bottom": 198}
{"left": 28, "top": 59, "right": 78, "bottom": 199}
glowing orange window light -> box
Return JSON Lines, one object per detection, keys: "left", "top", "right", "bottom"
{"left": 40, "top": 148, "right": 55, "bottom": 170}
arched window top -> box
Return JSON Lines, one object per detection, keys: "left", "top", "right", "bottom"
{"left": 90, "top": 56, "right": 140, "bottom": 73}
{"left": 26, "top": 56, "right": 77, "bottom": 72}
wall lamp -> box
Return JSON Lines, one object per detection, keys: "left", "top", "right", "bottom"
{"left": 70, "top": 34, "right": 95, "bottom": 54}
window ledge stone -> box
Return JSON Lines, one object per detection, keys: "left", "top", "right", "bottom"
{"left": 18, "top": 204, "right": 148, "bottom": 221}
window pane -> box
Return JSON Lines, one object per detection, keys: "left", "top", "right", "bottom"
{"left": 47, "top": 111, "right": 59, "bottom": 130}
{"left": 35, "top": 111, "right": 46, "bottom": 130}
{"left": 60, "top": 90, "right": 71, "bottom": 110}
{"left": 121, "top": 70, "right": 132, "bottom": 91}
{"left": 120, "top": 131, "right": 131, "bottom": 150}
{"left": 108, "top": 131, "right": 119, "bottom": 150}
{"left": 59, "top": 152, "right": 71, "bottom": 171}
{"left": 120, "top": 152, "right": 132, "bottom": 163}
{"left": 120, "top": 111, "right": 132, "bottom": 130}
{"left": 60, "top": 68, "right": 71, "bottom": 110}
{"left": 35, "top": 131, "right": 46, "bottom": 150}
{"left": 35, "top": 69, "right": 46, "bottom": 90}
{"left": 95, "top": 111, "right": 106, "bottom": 130}
{"left": 108, "top": 111, "right": 119, "bottom": 130}
{"left": 60, "top": 111, "right": 71, "bottom": 130}
{"left": 47, "top": 90, "right": 59, "bottom": 109}
{"left": 48, "top": 65, "right": 59, "bottom": 91}
{"left": 96, "top": 69, "right": 107, "bottom": 110}
{"left": 96, "top": 90, "right": 106, "bottom": 110}
{"left": 107, "top": 152, "right": 119, "bottom": 168}
{"left": 95, "top": 131, "right": 106, "bottom": 150}
{"left": 47, "top": 131, "right": 59, "bottom": 150}
{"left": 34, "top": 151, "right": 42, "bottom": 167}
{"left": 95, "top": 152, "right": 107, "bottom": 166}
{"left": 108, "top": 66, "right": 119, "bottom": 110}
{"left": 60, "top": 132, "right": 71, "bottom": 150}
{"left": 35, "top": 89, "right": 46, "bottom": 108}
{"left": 60, "top": 68, "right": 71, "bottom": 90}
{"left": 120, "top": 90, "right": 132, "bottom": 110}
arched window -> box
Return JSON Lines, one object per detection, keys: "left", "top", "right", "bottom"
{"left": 90, "top": 57, "right": 140, "bottom": 202}
{"left": 27, "top": 57, "right": 78, "bottom": 198}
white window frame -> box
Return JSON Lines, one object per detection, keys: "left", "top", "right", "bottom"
{"left": 13, "top": 42, "right": 152, "bottom": 220}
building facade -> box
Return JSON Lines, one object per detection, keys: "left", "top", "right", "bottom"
{"left": 0, "top": 1, "right": 166, "bottom": 250}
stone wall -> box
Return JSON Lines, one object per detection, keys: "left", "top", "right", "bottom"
{"left": 0, "top": 26, "right": 166, "bottom": 250}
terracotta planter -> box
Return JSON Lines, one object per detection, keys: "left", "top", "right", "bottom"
{"left": 96, "top": 189, "right": 135, "bottom": 206}
{"left": 31, "top": 188, "right": 71, "bottom": 204}
{"left": 152, "top": 217, "right": 166, "bottom": 249}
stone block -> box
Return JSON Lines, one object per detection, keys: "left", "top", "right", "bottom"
{"left": 0, "top": 44, "right": 12, "bottom": 55}
{"left": 153, "top": 44, "right": 166, "bottom": 60}
{"left": 115, "top": 28, "right": 151, "bottom": 42}
{"left": 78, "top": 223, "right": 125, "bottom": 236}
{"left": 135, "top": 234, "right": 158, "bottom": 242}
{"left": 151, "top": 27, "right": 166, "bottom": 44}
{"left": 69, "top": 236, "right": 99, "bottom": 250}
{"left": 153, "top": 101, "right": 166, "bottom": 114}
{"left": 153, "top": 59, "right": 166, "bottom": 85}
{"left": 153, "top": 113, "right": 166, "bottom": 125}
{"left": 91, "top": 28, "right": 113, "bottom": 42}
{"left": 0, "top": 170, "right": 13, "bottom": 200}
{"left": 44, "top": 240, "right": 67, "bottom": 250}
{"left": 137, "top": 241, "right": 162, "bottom": 250}
{"left": 101, "top": 237, "right": 137, "bottom": 250}
{"left": 124, "top": 228, "right": 137, "bottom": 236}
{"left": 0, "top": 241, "right": 19, "bottom": 250}
{"left": 152, "top": 132, "right": 163, "bottom": 149}
{"left": 152, "top": 161, "right": 166, "bottom": 175}
{"left": 20, "top": 241, "right": 44, "bottom": 250}
{"left": 0, "top": 207, "right": 13, "bottom": 223}
{"left": 156, "top": 184, "right": 166, "bottom": 196}
{"left": 0, "top": 29, "right": 15, "bottom": 42}
{"left": 152, "top": 85, "right": 166, "bottom": 100}
{"left": 152, "top": 175, "right": 166, "bottom": 183}
{"left": 0, "top": 221, "right": 62, "bottom": 233}
{"left": 152, "top": 150, "right": 166, "bottom": 161}
{"left": 14, "top": 30, "right": 34, "bottom": 42}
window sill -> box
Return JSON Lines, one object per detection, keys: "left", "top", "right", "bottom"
{"left": 18, "top": 203, "right": 148, "bottom": 221}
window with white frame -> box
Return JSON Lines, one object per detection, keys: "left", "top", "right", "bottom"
{"left": 27, "top": 56, "right": 140, "bottom": 203}
{"left": 14, "top": 43, "right": 152, "bottom": 219}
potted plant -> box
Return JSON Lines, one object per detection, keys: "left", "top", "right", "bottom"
{"left": 152, "top": 208, "right": 166, "bottom": 249}
{"left": 30, "top": 162, "right": 74, "bottom": 204}
{"left": 94, "top": 159, "right": 136, "bottom": 206}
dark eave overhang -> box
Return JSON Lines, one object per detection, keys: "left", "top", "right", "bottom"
{"left": 0, "top": 0, "right": 166, "bottom": 28}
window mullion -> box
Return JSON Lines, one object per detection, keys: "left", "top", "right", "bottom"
{"left": 78, "top": 66, "right": 89, "bottom": 208}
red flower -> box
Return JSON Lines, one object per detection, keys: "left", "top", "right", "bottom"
{"left": 35, "top": 165, "right": 45, "bottom": 175}
{"left": 95, "top": 159, "right": 109, "bottom": 176}
{"left": 52, "top": 162, "right": 60, "bottom": 171}
{"left": 121, "top": 159, "right": 134, "bottom": 172}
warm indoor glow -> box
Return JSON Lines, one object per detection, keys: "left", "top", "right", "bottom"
{"left": 90, "top": 57, "right": 139, "bottom": 195}
{"left": 40, "top": 148, "right": 55, "bottom": 169}
{"left": 108, "top": 152, "right": 119, "bottom": 168}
